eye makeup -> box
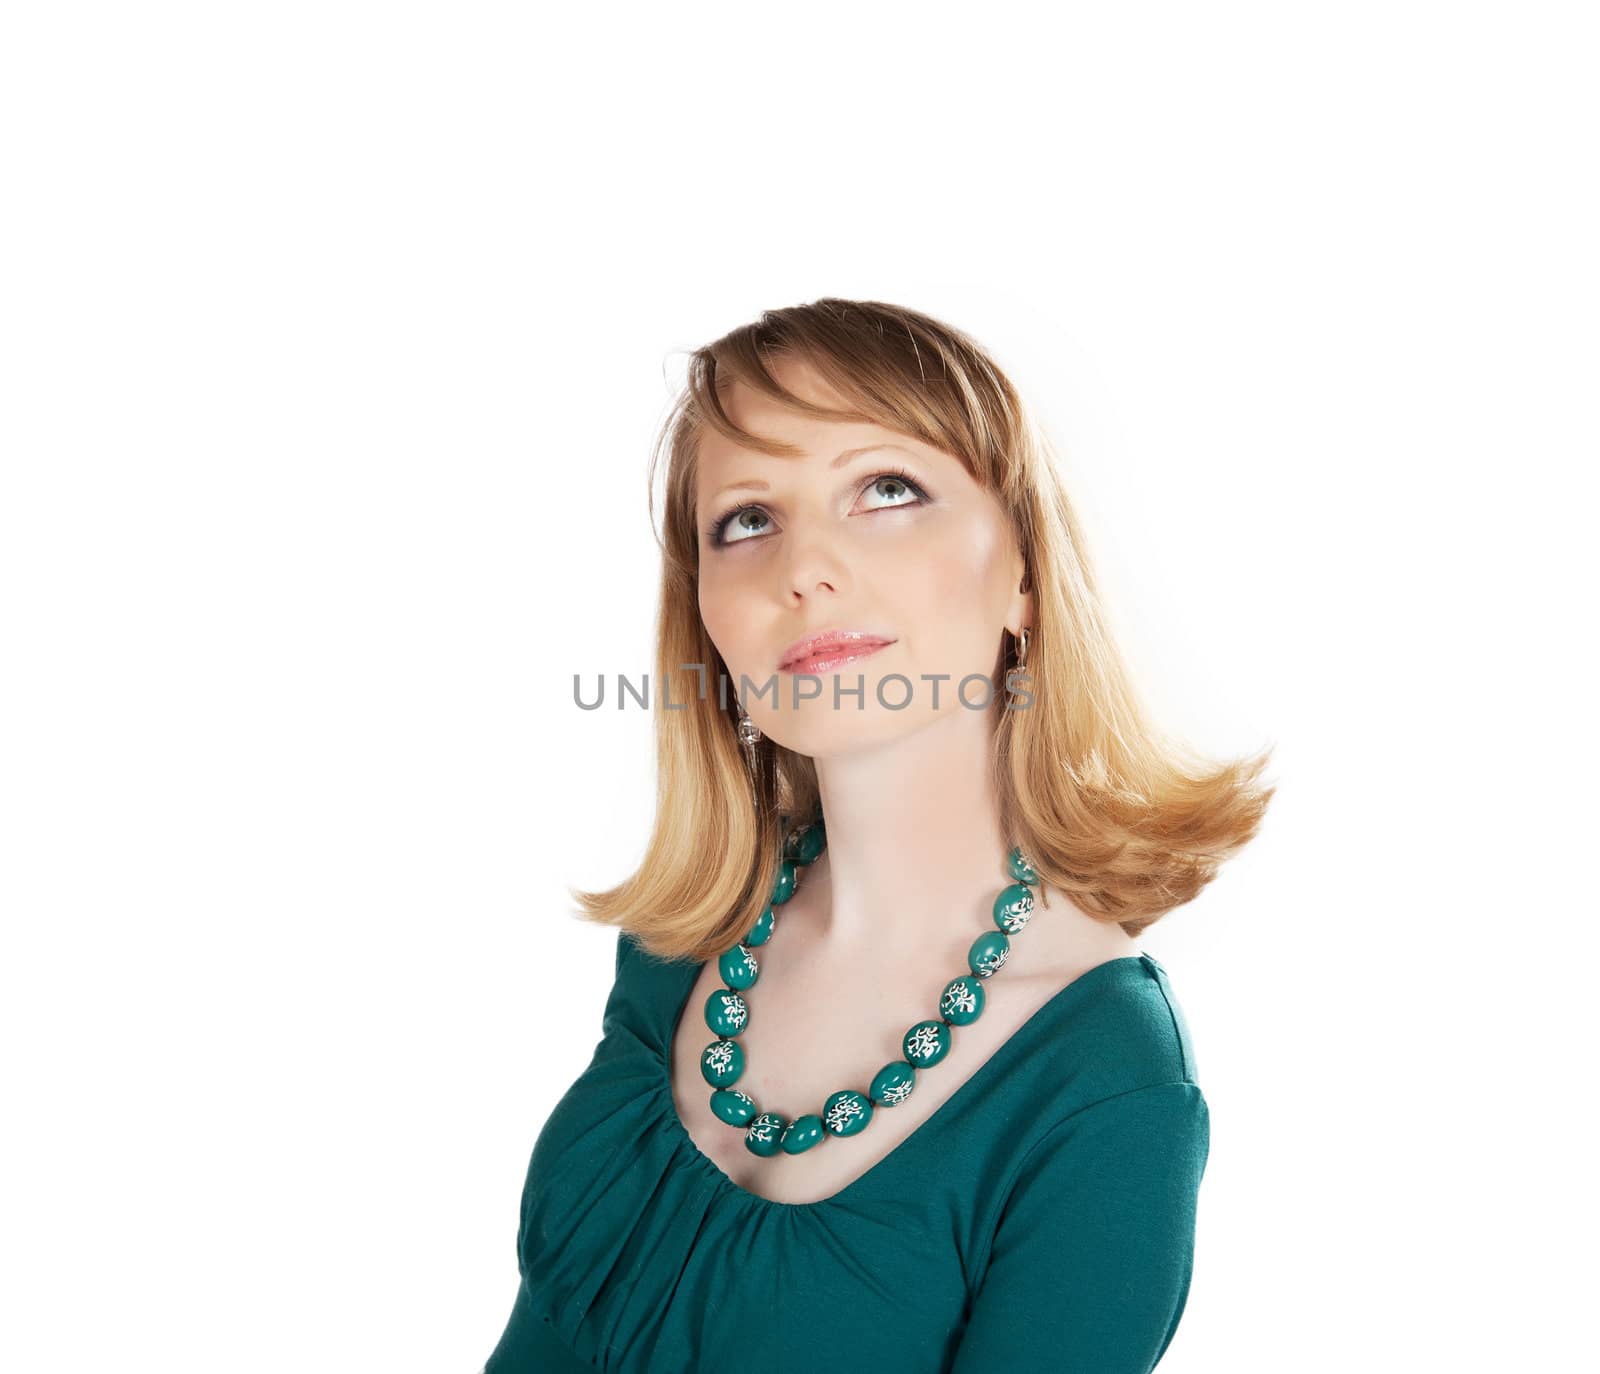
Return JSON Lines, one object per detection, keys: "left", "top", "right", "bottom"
{"left": 702, "top": 466, "right": 932, "bottom": 549}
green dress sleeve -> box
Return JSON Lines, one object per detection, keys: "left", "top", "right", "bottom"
{"left": 949, "top": 1080, "right": 1211, "bottom": 1372}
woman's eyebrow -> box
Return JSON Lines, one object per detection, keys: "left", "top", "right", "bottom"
{"left": 707, "top": 443, "right": 921, "bottom": 502}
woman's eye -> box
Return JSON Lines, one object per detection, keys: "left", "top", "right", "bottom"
{"left": 708, "top": 470, "right": 929, "bottom": 547}
{"left": 720, "top": 508, "right": 772, "bottom": 544}
{"left": 858, "top": 473, "right": 925, "bottom": 512}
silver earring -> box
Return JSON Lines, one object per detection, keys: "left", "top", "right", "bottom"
{"left": 1015, "top": 627, "right": 1030, "bottom": 670}
{"left": 735, "top": 701, "right": 762, "bottom": 751}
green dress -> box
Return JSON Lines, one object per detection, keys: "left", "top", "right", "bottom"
{"left": 482, "top": 931, "right": 1210, "bottom": 1373}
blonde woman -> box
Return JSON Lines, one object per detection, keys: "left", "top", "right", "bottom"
{"left": 481, "top": 298, "right": 1274, "bottom": 1373}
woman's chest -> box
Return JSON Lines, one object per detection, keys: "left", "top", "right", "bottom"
{"left": 666, "top": 951, "right": 1067, "bottom": 1205}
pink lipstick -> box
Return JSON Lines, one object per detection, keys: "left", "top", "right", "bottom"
{"left": 778, "top": 630, "right": 896, "bottom": 675}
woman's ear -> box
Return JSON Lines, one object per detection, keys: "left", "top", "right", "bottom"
{"left": 1007, "top": 560, "right": 1034, "bottom": 637}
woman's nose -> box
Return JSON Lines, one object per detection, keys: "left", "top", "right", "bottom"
{"left": 777, "top": 518, "right": 851, "bottom": 601}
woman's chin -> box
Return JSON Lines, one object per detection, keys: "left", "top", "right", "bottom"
{"left": 760, "top": 706, "right": 944, "bottom": 760}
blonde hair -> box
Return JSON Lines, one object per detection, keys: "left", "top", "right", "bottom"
{"left": 570, "top": 298, "right": 1275, "bottom": 964}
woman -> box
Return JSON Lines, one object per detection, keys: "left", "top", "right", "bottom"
{"left": 481, "top": 298, "right": 1274, "bottom": 1372}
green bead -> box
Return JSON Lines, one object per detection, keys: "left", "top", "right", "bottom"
{"left": 869, "top": 1060, "right": 917, "bottom": 1106}
{"left": 746, "top": 905, "right": 776, "bottom": 947}
{"left": 903, "top": 1018, "right": 952, "bottom": 1066}
{"left": 718, "top": 943, "right": 759, "bottom": 990}
{"left": 780, "top": 1114, "right": 825, "bottom": 1154}
{"left": 1007, "top": 846, "right": 1039, "bottom": 885}
{"left": 969, "top": 930, "right": 1011, "bottom": 979}
{"left": 784, "top": 822, "right": 826, "bottom": 866}
{"left": 710, "top": 1088, "right": 757, "bottom": 1126}
{"left": 940, "top": 974, "right": 986, "bottom": 1025}
{"left": 704, "top": 986, "right": 749, "bottom": 1038}
{"left": 823, "top": 1089, "right": 873, "bottom": 1137}
{"left": 993, "top": 882, "right": 1035, "bottom": 934}
{"left": 745, "top": 1111, "right": 787, "bottom": 1155}
{"left": 770, "top": 859, "right": 797, "bottom": 905}
{"left": 700, "top": 1038, "right": 745, "bottom": 1087}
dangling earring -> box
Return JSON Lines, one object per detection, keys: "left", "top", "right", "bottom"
{"left": 735, "top": 700, "right": 762, "bottom": 758}
{"left": 1006, "top": 627, "right": 1032, "bottom": 705}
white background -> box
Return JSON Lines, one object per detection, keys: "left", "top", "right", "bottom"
{"left": 3, "top": 4, "right": 1596, "bottom": 1370}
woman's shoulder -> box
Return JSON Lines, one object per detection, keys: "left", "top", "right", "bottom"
{"left": 1121, "top": 951, "right": 1201, "bottom": 1084}
{"left": 999, "top": 955, "right": 1211, "bottom": 1232}
{"left": 1036, "top": 951, "right": 1205, "bottom": 1121}
{"left": 600, "top": 927, "right": 696, "bottom": 1036}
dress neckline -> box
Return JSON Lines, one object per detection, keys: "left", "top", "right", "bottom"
{"left": 653, "top": 950, "right": 1152, "bottom": 1211}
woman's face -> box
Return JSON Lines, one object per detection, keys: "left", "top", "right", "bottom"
{"left": 695, "top": 355, "right": 1030, "bottom": 758}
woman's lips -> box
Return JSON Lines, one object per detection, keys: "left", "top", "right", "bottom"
{"left": 780, "top": 640, "right": 893, "bottom": 674}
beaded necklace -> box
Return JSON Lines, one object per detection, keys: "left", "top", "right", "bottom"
{"left": 698, "top": 817, "right": 1041, "bottom": 1157}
